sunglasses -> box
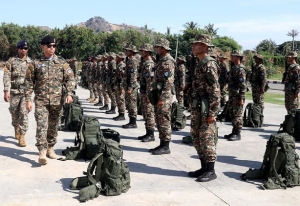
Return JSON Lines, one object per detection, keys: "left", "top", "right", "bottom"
{"left": 19, "top": 47, "right": 28, "bottom": 50}
{"left": 46, "top": 44, "right": 56, "bottom": 48}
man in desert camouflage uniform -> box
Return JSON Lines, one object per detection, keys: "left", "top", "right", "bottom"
{"left": 137, "top": 43, "right": 155, "bottom": 142}
{"left": 86, "top": 56, "right": 94, "bottom": 101}
{"left": 94, "top": 55, "right": 104, "bottom": 106}
{"left": 99, "top": 54, "right": 110, "bottom": 110}
{"left": 105, "top": 52, "right": 117, "bottom": 114}
{"left": 187, "top": 34, "right": 220, "bottom": 182}
{"left": 283, "top": 51, "right": 300, "bottom": 114}
{"left": 69, "top": 57, "right": 78, "bottom": 89}
{"left": 175, "top": 55, "right": 186, "bottom": 106}
{"left": 3, "top": 40, "right": 32, "bottom": 147}
{"left": 148, "top": 38, "right": 175, "bottom": 155}
{"left": 122, "top": 44, "right": 139, "bottom": 129}
{"left": 224, "top": 50, "right": 247, "bottom": 141}
{"left": 25, "top": 35, "right": 75, "bottom": 165}
{"left": 90, "top": 56, "right": 99, "bottom": 104}
{"left": 218, "top": 53, "right": 229, "bottom": 107}
{"left": 113, "top": 52, "right": 126, "bottom": 121}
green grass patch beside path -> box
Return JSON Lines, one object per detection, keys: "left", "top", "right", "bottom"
{"left": 245, "top": 91, "right": 284, "bottom": 105}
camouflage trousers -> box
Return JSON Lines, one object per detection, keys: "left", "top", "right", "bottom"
{"left": 9, "top": 93, "right": 28, "bottom": 135}
{"left": 93, "top": 82, "right": 98, "bottom": 99}
{"left": 102, "top": 84, "right": 110, "bottom": 105}
{"left": 125, "top": 87, "right": 138, "bottom": 118}
{"left": 190, "top": 108, "right": 217, "bottom": 163}
{"left": 88, "top": 82, "right": 94, "bottom": 99}
{"left": 141, "top": 93, "right": 155, "bottom": 130}
{"left": 285, "top": 90, "right": 299, "bottom": 114}
{"left": 34, "top": 102, "right": 62, "bottom": 151}
{"left": 175, "top": 87, "right": 184, "bottom": 106}
{"left": 220, "top": 84, "right": 228, "bottom": 106}
{"left": 115, "top": 87, "right": 126, "bottom": 113}
{"left": 96, "top": 81, "right": 106, "bottom": 103}
{"left": 154, "top": 92, "right": 172, "bottom": 141}
{"left": 228, "top": 96, "right": 244, "bottom": 130}
{"left": 107, "top": 84, "right": 117, "bottom": 107}
{"left": 252, "top": 89, "right": 264, "bottom": 110}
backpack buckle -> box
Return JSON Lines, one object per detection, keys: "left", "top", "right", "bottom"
{"left": 95, "top": 182, "right": 102, "bottom": 189}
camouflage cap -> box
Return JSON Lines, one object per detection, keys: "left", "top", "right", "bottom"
{"left": 108, "top": 52, "right": 116, "bottom": 59}
{"left": 125, "top": 44, "right": 138, "bottom": 53}
{"left": 155, "top": 38, "right": 172, "bottom": 51}
{"left": 192, "top": 34, "right": 214, "bottom": 47}
{"left": 96, "top": 55, "right": 102, "bottom": 60}
{"left": 177, "top": 55, "right": 186, "bottom": 62}
{"left": 231, "top": 50, "right": 244, "bottom": 57}
{"left": 71, "top": 57, "right": 77, "bottom": 61}
{"left": 102, "top": 53, "right": 108, "bottom": 59}
{"left": 285, "top": 51, "right": 298, "bottom": 58}
{"left": 218, "top": 53, "right": 228, "bottom": 59}
{"left": 116, "top": 52, "right": 126, "bottom": 59}
{"left": 140, "top": 43, "right": 154, "bottom": 52}
{"left": 254, "top": 54, "right": 263, "bottom": 60}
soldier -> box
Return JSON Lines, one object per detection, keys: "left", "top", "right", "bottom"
{"left": 218, "top": 53, "right": 229, "bottom": 107}
{"left": 283, "top": 51, "right": 300, "bottom": 114}
{"left": 99, "top": 54, "right": 110, "bottom": 110}
{"left": 175, "top": 55, "right": 186, "bottom": 106}
{"left": 25, "top": 35, "right": 75, "bottom": 165}
{"left": 148, "top": 38, "right": 175, "bottom": 155}
{"left": 106, "top": 52, "right": 117, "bottom": 114}
{"left": 3, "top": 40, "right": 32, "bottom": 147}
{"left": 94, "top": 55, "right": 104, "bottom": 106}
{"left": 90, "top": 56, "right": 99, "bottom": 104}
{"left": 187, "top": 34, "right": 220, "bottom": 182}
{"left": 86, "top": 56, "right": 94, "bottom": 101}
{"left": 224, "top": 50, "right": 247, "bottom": 141}
{"left": 137, "top": 43, "right": 155, "bottom": 142}
{"left": 250, "top": 54, "right": 267, "bottom": 112}
{"left": 69, "top": 57, "right": 78, "bottom": 89}
{"left": 122, "top": 44, "right": 139, "bottom": 129}
{"left": 113, "top": 52, "right": 126, "bottom": 121}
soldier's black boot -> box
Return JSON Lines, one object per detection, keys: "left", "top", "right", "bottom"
{"left": 142, "top": 129, "right": 155, "bottom": 142}
{"left": 122, "top": 117, "right": 138, "bottom": 129}
{"left": 114, "top": 113, "right": 125, "bottom": 121}
{"left": 152, "top": 141, "right": 171, "bottom": 155}
{"left": 196, "top": 162, "right": 217, "bottom": 182}
{"left": 99, "top": 104, "right": 109, "bottom": 110}
{"left": 188, "top": 159, "right": 206, "bottom": 178}
{"left": 228, "top": 129, "right": 241, "bottom": 141}
{"left": 106, "top": 106, "right": 116, "bottom": 114}
{"left": 224, "top": 128, "right": 235, "bottom": 139}
{"left": 149, "top": 140, "right": 163, "bottom": 152}
{"left": 138, "top": 130, "right": 148, "bottom": 140}
{"left": 94, "top": 99, "right": 103, "bottom": 106}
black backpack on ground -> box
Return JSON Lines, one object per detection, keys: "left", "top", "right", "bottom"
{"left": 171, "top": 101, "right": 186, "bottom": 131}
{"left": 243, "top": 103, "right": 263, "bottom": 127}
{"left": 217, "top": 101, "right": 230, "bottom": 122}
{"left": 278, "top": 108, "right": 300, "bottom": 141}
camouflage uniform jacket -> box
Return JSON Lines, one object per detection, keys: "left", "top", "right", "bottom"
{"left": 227, "top": 63, "right": 247, "bottom": 99}
{"left": 107, "top": 60, "right": 116, "bottom": 86}
{"left": 124, "top": 57, "right": 139, "bottom": 90}
{"left": 153, "top": 54, "right": 175, "bottom": 96}
{"left": 115, "top": 62, "right": 126, "bottom": 89}
{"left": 250, "top": 63, "right": 267, "bottom": 90}
{"left": 69, "top": 62, "right": 77, "bottom": 77}
{"left": 140, "top": 59, "right": 155, "bottom": 94}
{"left": 218, "top": 62, "right": 229, "bottom": 85}
{"left": 284, "top": 63, "right": 300, "bottom": 93}
{"left": 174, "top": 63, "right": 186, "bottom": 90}
{"left": 3, "top": 56, "right": 33, "bottom": 94}
{"left": 100, "top": 61, "right": 108, "bottom": 84}
{"left": 87, "top": 62, "right": 94, "bottom": 82}
{"left": 25, "top": 54, "right": 75, "bottom": 105}
{"left": 192, "top": 56, "right": 220, "bottom": 117}
{"left": 96, "top": 62, "right": 103, "bottom": 82}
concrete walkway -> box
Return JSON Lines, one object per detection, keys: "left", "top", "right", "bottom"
{"left": 0, "top": 70, "right": 300, "bottom": 206}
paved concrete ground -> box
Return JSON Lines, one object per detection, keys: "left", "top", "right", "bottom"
{"left": 0, "top": 70, "right": 300, "bottom": 206}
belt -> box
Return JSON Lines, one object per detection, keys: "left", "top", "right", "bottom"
{"left": 11, "top": 84, "right": 25, "bottom": 90}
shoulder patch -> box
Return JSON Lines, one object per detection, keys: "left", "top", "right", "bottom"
{"left": 63, "top": 63, "right": 69, "bottom": 70}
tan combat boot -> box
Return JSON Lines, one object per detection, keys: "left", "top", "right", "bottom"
{"left": 47, "top": 146, "right": 58, "bottom": 159}
{"left": 18, "top": 134, "right": 26, "bottom": 147}
{"left": 14, "top": 126, "right": 20, "bottom": 140}
{"left": 89, "top": 98, "right": 95, "bottom": 103}
{"left": 86, "top": 97, "right": 92, "bottom": 101}
{"left": 38, "top": 149, "right": 48, "bottom": 165}
{"left": 92, "top": 97, "right": 99, "bottom": 104}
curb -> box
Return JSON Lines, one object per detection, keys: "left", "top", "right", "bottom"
{"left": 267, "top": 80, "right": 284, "bottom": 84}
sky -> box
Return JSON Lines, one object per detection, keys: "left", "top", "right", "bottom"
{"left": 1, "top": 0, "right": 300, "bottom": 50}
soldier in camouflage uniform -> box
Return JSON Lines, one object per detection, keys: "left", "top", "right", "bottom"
{"left": 224, "top": 50, "right": 247, "bottom": 141}
{"left": 25, "top": 35, "right": 75, "bottom": 165}
{"left": 218, "top": 53, "right": 229, "bottom": 107}
{"left": 69, "top": 57, "right": 78, "bottom": 89}
{"left": 3, "top": 40, "right": 32, "bottom": 147}
{"left": 86, "top": 57, "right": 94, "bottom": 101}
{"left": 105, "top": 52, "right": 117, "bottom": 114}
{"left": 94, "top": 55, "right": 104, "bottom": 106}
{"left": 250, "top": 54, "right": 267, "bottom": 113}
{"left": 283, "top": 51, "right": 300, "bottom": 114}
{"left": 122, "top": 44, "right": 139, "bottom": 128}
{"left": 148, "top": 38, "right": 175, "bottom": 155}
{"left": 137, "top": 43, "right": 155, "bottom": 142}
{"left": 187, "top": 34, "right": 220, "bottom": 182}
{"left": 90, "top": 56, "right": 99, "bottom": 104}
{"left": 175, "top": 55, "right": 186, "bottom": 106}
{"left": 99, "top": 54, "right": 111, "bottom": 110}
{"left": 113, "top": 52, "right": 126, "bottom": 121}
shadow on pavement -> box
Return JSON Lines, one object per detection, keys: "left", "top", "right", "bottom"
{"left": 121, "top": 135, "right": 136, "bottom": 141}
{"left": 58, "top": 178, "right": 78, "bottom": 193}
{"left": 217, "top": 155, "right": 261, "bottom": 169}
{"left": 122, "top": 145, "right": 149, "bottom": 153}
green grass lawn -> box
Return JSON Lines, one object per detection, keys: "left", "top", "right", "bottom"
{"left": 269, "top": 73, "right": 283, "bottom": 80}
{"left": 246, "top": 91, "right": 284, "bottom": 105}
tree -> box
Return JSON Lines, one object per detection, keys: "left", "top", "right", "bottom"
{"left": 204, "top": 23, "right": 219, "bottom": 38}
{"left": 183, "top": 21, "right": 199, "bottom": 30}
{"left": 211, "top": 36, "right": 242, "bottom": 52}
{"left": 287, "top": 29, "right": 299, "bottom": 51}
{"left": 255, "top": 39, "right": 277, "bottom": 55}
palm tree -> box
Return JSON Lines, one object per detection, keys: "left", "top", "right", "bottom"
{"left": 183, "top": 21, "right": 199, "bottom": 30}
{"left": 204, "top": 23, "right": 219, "bottom": 38}
{"left": 287, "top": 29, "right": 299, "bottom": 51}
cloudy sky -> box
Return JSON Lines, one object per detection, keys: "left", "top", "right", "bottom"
{"left": 1, "top": 0, "right": 299, "bottom": 50}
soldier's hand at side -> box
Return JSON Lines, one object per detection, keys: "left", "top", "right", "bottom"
{"left": 121, "top": 89, "right": 124, "bottom": 94}
{"left": 261, "top": 88, "right": 265, "bottom": 93}
{"left": 157, "top": 100, "right": 164, "bottom": 107}
{"left": 207, "top": 115, "right": 216, "bottom": 124}
{"left": 26, "top": 101, "right": 32, "bottom": 112}
{"left": 295, "top": 93, "right": 299, "bottom": 98}
{"left": 4, "top": 91, "right": 10, "bottom": 102}
{"left": 127, "top": 90, "right": 131, "bottom": 94}
{"left": 239, "top": 99, "right": 244, "bottom": 106}
{"left": 65, "top": 95, "right": 73, "bottom": 104}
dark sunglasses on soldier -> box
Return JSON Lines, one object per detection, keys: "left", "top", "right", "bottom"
{"left": 46, "top": 44, "right": 56, "bottom": 48}
{"left": 19, "top": 47, "right": 28, "bottom": 50}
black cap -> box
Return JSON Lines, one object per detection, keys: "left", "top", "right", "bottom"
{"left": 41, "top": 35, "right": 56, "bottom": 45}
{"left": 16, "top": 40, "right": 28, "bottom": 48}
